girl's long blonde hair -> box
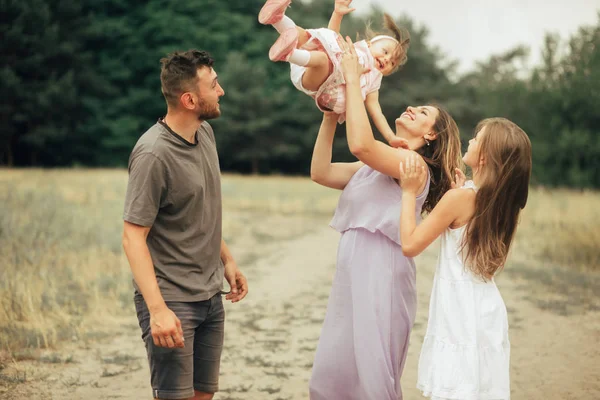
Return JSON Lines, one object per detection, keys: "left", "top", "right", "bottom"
{"left": 462, "top": 118, "right": 532, "bottom": 280}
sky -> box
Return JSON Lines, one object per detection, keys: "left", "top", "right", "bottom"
{"left": 358, "top": 0, "right": 600, "bottom": 74}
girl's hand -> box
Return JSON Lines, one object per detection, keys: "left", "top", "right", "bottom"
{"left": 338, "top": 36, "right": 370, "bottom": 81}
{"left": 450, "top": 168, "right": 467, "bottom": 189}
{"left": 399, "top": 154, "right": 427, "bottom": 194}
{"left": 334, "top": 0, "right": 356, "bottom": 15}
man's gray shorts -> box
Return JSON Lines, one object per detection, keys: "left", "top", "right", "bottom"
{"left": 135, "top": 293, "right": 225, "bottom": 399}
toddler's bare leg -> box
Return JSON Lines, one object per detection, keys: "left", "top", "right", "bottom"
{"left": 301, "top": 51, "right": 331, "bottom": 92}
{"left": 297, "top": 26, "right": 310, "bottom": 48}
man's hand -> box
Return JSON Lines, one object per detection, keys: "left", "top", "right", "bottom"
{"left": 224, "top": 261, "right": 248, "bottom": 303}
{"left": 334, "top": 0, "right": 356, "bottom": 16}
{"left": 150, "top": 307, "right": 185, "bottom": 348}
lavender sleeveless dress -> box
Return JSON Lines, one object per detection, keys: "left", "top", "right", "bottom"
{"left": 309, "top": 165, "right": 430, "bottom": 400}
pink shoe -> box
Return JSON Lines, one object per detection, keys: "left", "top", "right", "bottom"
{"left": 258, "top": 0, "right": 291, "bottom": 25}
{"left": 269, "top": 27, "right": 298, "bottom": 62}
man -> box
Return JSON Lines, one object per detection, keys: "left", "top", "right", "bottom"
{"left": 122, "top": 49, "right": 248, "bottom": 400}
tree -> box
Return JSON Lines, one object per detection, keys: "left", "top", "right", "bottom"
{"left": 0, "top": 0, "right": 94, "bottom": 165}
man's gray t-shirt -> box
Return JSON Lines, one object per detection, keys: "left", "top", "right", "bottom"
{"left": 123, "top": 119, "right": 223, "bottom": 302}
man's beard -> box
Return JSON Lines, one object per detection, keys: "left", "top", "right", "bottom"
{"left": 196, "top": 99, "right": 221, "bottom": 121}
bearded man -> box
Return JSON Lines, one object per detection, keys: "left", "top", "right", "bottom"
{"left": 122, "top": 49, "right": 248, "bottom": 400}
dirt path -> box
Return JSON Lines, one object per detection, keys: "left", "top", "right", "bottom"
{"left": 2, "top": 222, "right": 599, "bottom": 399}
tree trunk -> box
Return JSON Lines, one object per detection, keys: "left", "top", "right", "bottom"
{"left": 251, "top": 157, "right": 259, "bottom": 175}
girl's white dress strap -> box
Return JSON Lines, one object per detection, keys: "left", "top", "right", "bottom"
{"left": 461, "top": 180, "right": 478, "bottom": 192}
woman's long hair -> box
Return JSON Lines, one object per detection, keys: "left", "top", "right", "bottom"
{"left": 462, "top": 118, "right": 532, "bottom": 280}
{"left": 415, "top": 105, "right": 463, "bottom": 213}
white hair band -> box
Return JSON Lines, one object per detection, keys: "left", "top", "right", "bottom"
{"left": 370, "top": 35, "right": 399, "bottom": 44}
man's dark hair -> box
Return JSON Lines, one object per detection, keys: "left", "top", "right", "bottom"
{"left": 160, "top": 50, "right": 214, "bottom": 107}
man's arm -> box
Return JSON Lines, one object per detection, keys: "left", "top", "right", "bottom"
{"left": 122, "top": 222, "right": 164, "bottom": 312}
{"left": 328, "top": 0, "right": 356, "bottom": 33}
{"left": 123, "top": 221, "right": 184, "bottom": 348}
{"left": 220, "top": 237, "right": 235, "bottom": 266}
{"left": 221, "top": 238, "right": 248, "bottom": 303}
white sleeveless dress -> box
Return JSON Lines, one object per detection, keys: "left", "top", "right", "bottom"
{"left": 417, "top": 181, "right": 511, "bottom": 400}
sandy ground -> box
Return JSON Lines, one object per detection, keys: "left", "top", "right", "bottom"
{"left": 1, "top": 212, "right": 599, "bottom": 400}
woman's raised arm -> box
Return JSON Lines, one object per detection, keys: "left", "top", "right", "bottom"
{"left": 338, "top": 36, "right": 427, "bottom": 183}
{"left": 311, "top": 112, "right": 363, "bottom": 190}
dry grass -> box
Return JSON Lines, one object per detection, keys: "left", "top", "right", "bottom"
{"left": 512, "top": 187, "right": 600, "bottom": 271}
{"left": 0, "top": 169, "right": 131, "bottom": 354}
{"left": 0, "top": 168, "right": 598, "bottom": 358}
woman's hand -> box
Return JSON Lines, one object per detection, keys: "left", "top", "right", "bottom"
{"left": 338, "top": 36, "right": 370, "bottom": 82}
{"left": 323, "top": 111, "right": 338, "bottom": 121}
{"left": 399, "top": 154, "right": 427, "bottom": 194}
{"left": 321, "top": 111, "right": 339, "bottom": 129}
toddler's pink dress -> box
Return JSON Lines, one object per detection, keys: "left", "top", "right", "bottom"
{"left": 290, "top": 28, "right": 383, "bottom": 123}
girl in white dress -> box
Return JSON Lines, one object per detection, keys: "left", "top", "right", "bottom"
{"left": 397, "top": 118, "right": 532, "bottom": 400}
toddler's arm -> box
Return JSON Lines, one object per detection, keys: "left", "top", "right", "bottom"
{"left": 328, "top": 0, "right": 356, "bottom": 33}
{"left": 365, "top": 91, "right": 397, "bottom": 144}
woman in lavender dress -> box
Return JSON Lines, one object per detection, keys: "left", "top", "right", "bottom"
{"left": 307, "top": 37, "right": 463, "bottom": 400}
